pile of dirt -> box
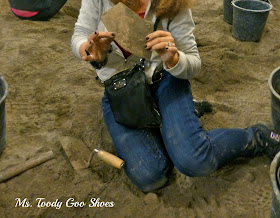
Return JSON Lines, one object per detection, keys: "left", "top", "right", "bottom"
{"left": 0, "top": 0, "right": 279, "bottom": 217}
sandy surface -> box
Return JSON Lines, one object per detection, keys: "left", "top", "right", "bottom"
{"left": 0, "top": 0, "right": 280, "bottom": 217}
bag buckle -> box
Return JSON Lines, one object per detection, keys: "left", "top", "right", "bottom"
{"left": 152, "top": 71, "right": 163, "bottom": 84}
{"left": 139, "top": 58, "right": 145, "bottom": 69}
{"left": 113, "top": 78, "right": 127, "bottom": 90}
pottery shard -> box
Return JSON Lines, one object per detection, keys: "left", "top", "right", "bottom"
{"left": 101, "top": 2, "right": 153, "bottom": 60}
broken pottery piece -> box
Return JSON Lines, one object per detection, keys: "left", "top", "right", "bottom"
{"left": 101, "top": 2, "right": 153, "bottom": 60}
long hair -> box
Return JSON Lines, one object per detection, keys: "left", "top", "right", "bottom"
{"left": 110, "top": 0, "right": 195, "bottom": 18}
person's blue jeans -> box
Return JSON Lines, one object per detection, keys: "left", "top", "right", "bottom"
{"left": 102, "top": 71, "right": 262, "bottom": 192}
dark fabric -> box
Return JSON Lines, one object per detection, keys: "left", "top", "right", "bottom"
{"left": 0, "top": 77, "right": 7, "bottom": 155}
{"left": 102, "top": 18, "right": 163, "bottom": 128}
{"left": 9, "top": 0, "right": 67, "bottom": 21}
{"left": 102, "top": 72, "right": 259, "bottom": 191}
{"left": 8, "top": 0, "right": 52, "bottom": 11}
{"left": 104, "top": 61, "right": 161, "bottom": 129}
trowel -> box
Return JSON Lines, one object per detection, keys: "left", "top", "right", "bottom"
{"left": 59, "top": 136, "right": 124, "bottom": 170}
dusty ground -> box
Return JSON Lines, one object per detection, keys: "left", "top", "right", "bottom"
{"left": 0, "top": 0, "right": 280, "bottom": 217}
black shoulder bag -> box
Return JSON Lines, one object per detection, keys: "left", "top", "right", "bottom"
{"left": 104, "top": 18, "right": 162, "bottom": 129}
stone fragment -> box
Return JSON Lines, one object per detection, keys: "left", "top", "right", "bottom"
{"left": 101, "top": 2, "right": 153, "bottom": 59}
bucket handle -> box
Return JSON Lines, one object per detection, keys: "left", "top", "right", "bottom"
{"left": 231, "top": 0, "right": 273, "bottom": 6}
{"left": 266, "top": 0, "right": 273, "bottom": 6}
{"left": 0, "top": 76, "right": 8, "bottom": 104}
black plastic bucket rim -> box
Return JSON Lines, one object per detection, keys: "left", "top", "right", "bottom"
{"left": 271, "top": 151, "right": 280, "bottom": 197}
{"left": 232, "top": 0, "right": 272, "bottom": 13}
{"left": 270, "top": 151, "right": 280, "bottom": 217}
{"left": 269, "top": 66, "right": 280, "bottom": 102}
{"left": 0, "top": 76, "right": 8, "bottom": 104}
{"left": 271, "top": 151, "right": 280, "bottom": 198}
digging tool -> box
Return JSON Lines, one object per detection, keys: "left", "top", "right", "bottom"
{"left": 88, "top": 149, "right": 124, "bottom": 169}
{"left": 0, "top": 150, "right": 55, "bottom": 183}
{"left": 59, "top": 136, "right": 124, "bottom": 170}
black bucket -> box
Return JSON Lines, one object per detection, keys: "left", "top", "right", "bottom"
{"left": 0, "top": 76, "right": 8, "bottom": 155}
{"left": 224, "top": 0, "right": 235, "bottom": 24}
{"left": 269, "top": 67, "right": 280, "bottom": 133}
{"left": 270, "top": 151, "right": 280, "bottom": 217}
{"left": 223, "top": 0, "right": 272, "bottom": 25}
{"left": 232, "top": 0, "right": 272, "bottom": 42}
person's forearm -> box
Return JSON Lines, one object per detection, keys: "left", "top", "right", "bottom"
{"left": 165, "top": 52, "right": 179, "bottom": 69}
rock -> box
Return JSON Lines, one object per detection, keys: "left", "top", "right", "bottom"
{"left": 144, "top": 193, "right": 159, "bottom": 205}
{"left": 59, "top": 136, "right": 91, "bottom": 171}
{"left": 245, "top": 172, "right": 255, "bottom": 183}
{"left": 53, "top": 173, "right": 60, "bottom": 181}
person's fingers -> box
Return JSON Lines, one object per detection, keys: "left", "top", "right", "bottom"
{"left": 84, "top": 40, "right": 93, "bottom": 51}
{"left": 94, "top": 32, "right": 115, "bottom": 42}
{"left": 84, "top": 49, "right": 90, "bottom": 56}
{"left": 83, "top": 31, "right": 115, "bottom": 63}
{"left": 165, "top": 46, "right": 178, "bottom": 55}
{"left": 97, "top": 38, "right": 114, "bottom": 51}
{"left": 88, "top": 31, "right": 99, "bottom": 41}
{"left": 87, "top": 32, "right": 115, "bottom": 52}
{"left": 83, "top": 48, "right": 100, "bottom": 61}
{"left": 83, "top": 47, "right": 107, "bottom": 62}
{"left": 146, "top": 30, "right": 171, "bottom": 42}
{"left": 147, "top": 42, "right": 166, "bottom": 51}
{"left": 146, "top": 38, "right": 175, "bottom": 50}
{"left": 87, "top": 32, "right": 115, "bottom": 50}
{"left": 82, "top": 53, "right": 95, "bottom": 61}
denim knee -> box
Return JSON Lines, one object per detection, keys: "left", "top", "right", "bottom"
{"left": 136, "top": 175, "right": 169, "bottom": 193}
{"left": 125, "top": 163, "right": 173, "bottom": 192}
{"left": 173, "top": 155, "right": 219, "bottom": 177}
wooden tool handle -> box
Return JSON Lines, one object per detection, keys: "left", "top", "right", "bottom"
{"left": 0, "top": 150, "right": 55, "bottom": 183}
{"left": 95, "top": 150, "right": 124, "bottom": 169}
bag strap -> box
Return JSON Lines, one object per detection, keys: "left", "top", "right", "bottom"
{"left": 154, "top": 17, "right": 173, "bottom": 31}
{"left": 167, "top": 18, "right": 173, "bottom": 31}
{"left": 154, "top": 17, "right": 161, "bottom": 31}
{"left": 152, "top": 17, "right": 173, "bottom": 78}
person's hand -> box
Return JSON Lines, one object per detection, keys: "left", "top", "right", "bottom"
{"left": 145, "top": 30, "right": 179, "bottom": 68}
{"left": 80, "top": 31, "right": 115, "bottom": 62}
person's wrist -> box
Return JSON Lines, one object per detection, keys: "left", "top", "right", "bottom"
{"left": 89, "top": 56, "right": 108, "bottom": 69}
{"left": 165, "top": 52, "right": 179, "bottom": 69}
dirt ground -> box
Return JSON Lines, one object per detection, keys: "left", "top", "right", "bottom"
{"left": 0, "top": 0, "right": 280, "bottom": 217}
